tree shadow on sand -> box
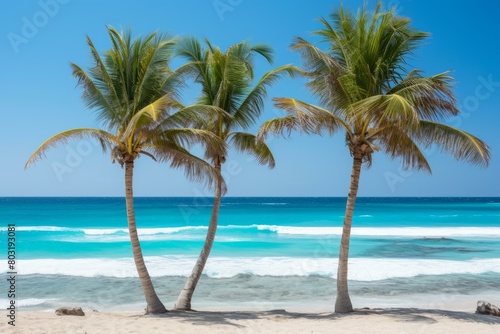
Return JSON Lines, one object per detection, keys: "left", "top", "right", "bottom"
{"left": 362, "top": 308, "right": 500, "bottom": 325}
{"left": 135, "top": 307, "right": 500, "bottom": 329}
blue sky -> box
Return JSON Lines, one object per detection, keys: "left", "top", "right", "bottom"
{"left": 1, "top": 0, "right": 499, "bottom": 197}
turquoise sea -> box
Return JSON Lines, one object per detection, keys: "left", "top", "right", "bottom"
{"left": 1, "top": 197, "right": 500, "bottom": 312}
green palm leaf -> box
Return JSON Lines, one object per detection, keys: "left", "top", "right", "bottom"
{"left": 413, "top": 121, "right": 490, "bottom": 167}
{"left": 25, "top": 128, "right": 116, "bottom": 168}
{"left": 387, "top": 71, "right": 459, "bottom": 121}
{"left": 145, "top": 143, "right": 225, "bottom": 193}
{"left": 161, "top": 104, "right": 234, "bottom": 130}
{"left": 259, "top": 98, "right": 349, "bottom": 138}
{"left": 233, "top": 65, "right": 300, "bottom": 130}
{"left": 376, "top": 125, "right": 431, "bottom": 172}
{"left": 155, "top": 128, "right": 227, "bottom": 159}
{"left": 119, "top": 94, "right": 175, "bottom": 143}
{"left": 349, "top": 94, "right": 419, "bottom": 130}
{"left": 290, "top": 37, "right": 350, "bottom": 111}
{"left": 228, "top": 132, "right": 275, "bottom": 168}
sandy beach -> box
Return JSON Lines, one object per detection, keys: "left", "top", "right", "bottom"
{"left": 3, "top": 308, "right": 500, "bottom": 334}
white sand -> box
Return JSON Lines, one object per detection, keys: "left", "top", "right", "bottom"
{"left": 2, "top": 308, "right": 500, "bottom": 333}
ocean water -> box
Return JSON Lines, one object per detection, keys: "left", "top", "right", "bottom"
{"left": 1, "top": 197, "right": 499, "bottom": 312}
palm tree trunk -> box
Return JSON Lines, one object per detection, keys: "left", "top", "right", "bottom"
{"left": 125, "top": 160, "right": 167, "bottom": 314}
{"left": 335, "top": 150, "right": 363, "bottom": 313}
{"left": 174, "top": 161, "right": 223, "bottom": 311}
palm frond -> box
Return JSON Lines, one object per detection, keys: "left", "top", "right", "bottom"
{"left": 160, "top": 104, "right": 234, "bottom": 129}
{"left": 155, "top": 128, "right": 227, "bottom": 160}
{"left": 349, "top": 94, "right": 419, "bottom": 130}
{"left": 232, "top": 64, "right": 300, "bottom": 130}
{"left": 316, "top": 2, "right": 428, "bottom": 97}
{"left": 257, "top": 115, "right": 305, "bottom": 142}
{"left": 161, "top": 60, "right": 201, "bottom": 96}
{"left": 132, "top": 34, "right": 177, "bottom": 111}
{"left": 257, "top": 98, "right": 351, "bottom": 141}
{"left": 139, "top": 150, "right": 157, "bottom": 162}
{"left": 105, "top": 27, "right": 132, "bottom": 115}
{"left": 175, "top": 37, "right": 217, "bottom": 104}
{"left": 146, "top": 144, "right": 226, "bottom": 194}
{"left": 26, "top": 128, "right": 116, "bottom": 169}
{"left": 413, "top": 121, "right": 490, "bottom": 167}
{"left": 70, "top": 62, "right": 120, "bottom": 130}
{"left": 376, "top": 125, "right": 431, "bottom": 172}
{"left": 175, "top": 37, "right": 204, "bottom": 63}
{"left": 228, "top": 132, "right": 275, "bottom": 168}
{"left": 387, "top": 71, "right": 459, "bottom": 121}
{"left": 120, "top": 94, "right": 175, "bottom": 143}
{"left": 248, "top": 43, "right": 274, "bottom": 64}
{"left": 291, "top": 37, "right": 350, "bottom": 111}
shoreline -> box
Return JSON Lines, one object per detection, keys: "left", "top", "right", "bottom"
{"left": 3, "top": 308, "right": 500, "bottom": 333}
{"left": 16, "top": 293, "right": 499, "bottom": 314}
{"left": 10, "top": 272, "right": 500, "bottom": 315}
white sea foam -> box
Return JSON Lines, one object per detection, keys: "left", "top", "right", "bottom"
{"left": 137, "top": 226, "right": 207, "bottom": 235}
{"left": 8, "top": 257, "right": 500, "bottom": 281}
{"left": 8, "top": 226, "right": 209, "bottom": 237}
{"left": 8, "top": 226, "right": 72, "bottom": 232}
{"left": 82, "top": 228, "right": 127, "bottom": 235}
{"left": 254, "top": 225, "right": 500, "bottom": 238}
{"left": 0, "top": 298, "right": 57, "bottom": 308}
{"left": 6, "top": 225, "right": 500, "bottom": 238}
{"left": 81, "top": 226, "right": 208, "bottom": 236}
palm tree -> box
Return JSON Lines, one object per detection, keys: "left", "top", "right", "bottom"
{"left": 173, "top": 38, "right": 298, "bottom": 310}
{"left": 25, "top": 27, "right": 224, "bottom": 314}
{"left": 257, "top": 2, "right": 490, "bottom": 313}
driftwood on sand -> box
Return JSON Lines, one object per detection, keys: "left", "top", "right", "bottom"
{"left": 476, "top": 301, "right": 500, "bottom": 317}
{"left": 55, "top": 307, "right": 85, "bottom": 316}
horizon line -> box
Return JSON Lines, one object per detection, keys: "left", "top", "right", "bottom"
{"left": 1, "top": 196, "right": 499, "bottom": 199}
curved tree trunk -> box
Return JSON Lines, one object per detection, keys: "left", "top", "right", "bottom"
{"left": 174, "top": 161, "right": 223, "bottom": 310}
{"left": 335, "top": 150, "right": 363, "bottom": 313}
{"left": 125, "top": 160, "right": 167, "bottom": 314}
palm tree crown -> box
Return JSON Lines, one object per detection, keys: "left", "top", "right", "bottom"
{"left": 177, "top": 38, "right": 299, "bottom": 164}
{"left": 27, "top": 27, "right": 222, "bottom": 181}
{"left": 259, "top": 2, "right": 490, "bottom": 170}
